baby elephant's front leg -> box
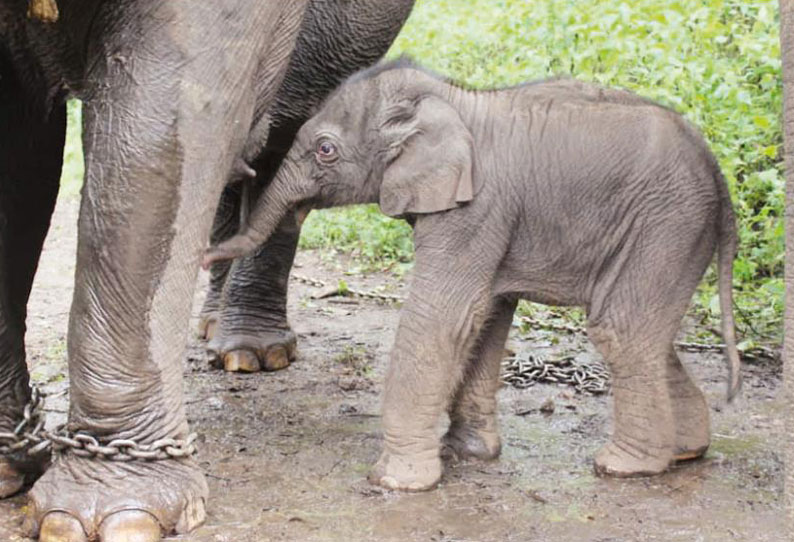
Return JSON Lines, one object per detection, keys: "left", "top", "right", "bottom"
{"left": 369, "top": 294, "right": 491, "bottom": 491}
{"left": 443, "top": 297, "right": 516, "bottom": 461}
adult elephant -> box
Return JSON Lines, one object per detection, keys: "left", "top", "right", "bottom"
{"left": 0, "top": 1, "right": 412, "bottom": 541}
{"left": 200, "top": 0, "right": 415, "bottom": 373}
{"left": 781, "top": 0, "right": 794, "bottom": 527}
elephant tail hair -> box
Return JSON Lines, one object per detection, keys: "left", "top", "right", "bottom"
{"left": 715, "top": 170, "right": 741, "bottom": 403}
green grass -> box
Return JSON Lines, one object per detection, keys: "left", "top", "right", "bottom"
{"left": 59, "top": 0, "right": 783, "bottom": 346}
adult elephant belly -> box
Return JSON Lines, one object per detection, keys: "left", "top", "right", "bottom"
{"left": 198, "top": 0, "right": 415, "bottom": 373}
{"left": 0, "top": 1, "right": 309, "bottom": 541}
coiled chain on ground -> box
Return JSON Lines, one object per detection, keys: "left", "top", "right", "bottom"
{"left": 0, "top": 387, "right": 197, "bottom": 461}
{"left": 500, "top": 353, "right": 610, "bottom": 394}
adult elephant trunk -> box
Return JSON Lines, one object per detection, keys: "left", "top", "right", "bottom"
{"left": 203, "top": 157, "right": 307, "bottom": 268}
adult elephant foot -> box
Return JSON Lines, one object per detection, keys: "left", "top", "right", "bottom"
{"left": 25, "top": 456, "right": 208, "bottom": 542}
{"left": 593, "top": 441, "right": 672, "bottom": 478}
{"left": 0, "top": 459, "right": 25, "bottom": 498}
{"left": 207, "top": 328, "right": 296, "bottom": 372}
{"left": 0, "top": 454, "right": 48, "bottom": 499}
{"left": 368, "top": 449, "right": 442, "bottom": 492}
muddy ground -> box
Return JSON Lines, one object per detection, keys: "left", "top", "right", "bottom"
{"left": 0, "top": 196, "right": 786, "bottom": 541}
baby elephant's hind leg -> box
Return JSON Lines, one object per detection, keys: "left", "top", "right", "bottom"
{"left": 666, "top": 347, "right": 710, "bottom": 461}
{"left": 443, "top": 297, "right": 517, "bottom": 461}
{"left": 588, "top": 320, "right": 675, "bottom": 477}
{"left": 588, "top": 238, "right": 715, "bottom": 476}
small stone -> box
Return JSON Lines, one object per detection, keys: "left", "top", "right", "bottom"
{"left": 540, "top": 398, "right": 555, "bottom": 414}
{"left": 206, "top": 397, "right": 224, "bottom": 410}
{"left": 338, "top": 376, "right": 364, "bottom": 391}
{"left": 312, "top": 285, "right": 341, "bottom": 299}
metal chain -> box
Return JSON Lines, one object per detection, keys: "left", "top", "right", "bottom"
{"left": 501, "top": 353, "right": 610, "bottom": 395}
{"left": 0, "top": 387, "right": 47, "bottom": 458}
{"left": 0, "top": 387, "right": 197, "bottom": 462}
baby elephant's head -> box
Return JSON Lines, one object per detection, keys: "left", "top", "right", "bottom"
{"left": 203, "top": 61, "right": 476, "bottom": 268}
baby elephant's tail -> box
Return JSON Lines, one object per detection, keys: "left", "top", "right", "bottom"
{"left": 716, "top": 172, "right": 741, "bottom": 402}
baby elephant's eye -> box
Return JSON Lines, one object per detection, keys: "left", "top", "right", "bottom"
{"left": 316, "top": 141, "right": 337, "bottom": 160}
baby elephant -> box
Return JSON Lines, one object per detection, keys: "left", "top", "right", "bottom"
{"left": 204, "top": 59, "right": 741, "bottom": 490}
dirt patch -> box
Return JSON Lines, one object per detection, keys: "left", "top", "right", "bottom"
{"left": 0, "top": 198, "right": 785, "bottom": 541}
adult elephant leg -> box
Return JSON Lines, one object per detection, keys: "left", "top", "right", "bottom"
{"left": 207, "top": 140, "right": 299, "bottom": 373}
{"left": 443, "top": 297, "right": 517, "bottom": 461}
{"left": 207, "top": 207, "right": 299, "bottom": 373}
{"left": 198, "top": 184, "right": 242, "bottom": 342}
{"left": 205, "top": 0, "right": 416, "bottom": 373}
{"left": 25, "top": 2, "right": 307, "bottom": 541}
{"left": 0, "top": 68, "right": 65, "bottom": 497}
{"left": 781, "top": 0, "right": 794, "bottom": 526}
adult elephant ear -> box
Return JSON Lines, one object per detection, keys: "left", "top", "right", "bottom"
{"left": 28, "top": 0, "right": 59, "bottom": 22}
{"left": 378, "top": 95, "right": 479, "bottom": 217}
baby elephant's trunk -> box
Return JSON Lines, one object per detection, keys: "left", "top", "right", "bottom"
{"left": 202, "top": 160, "right": 302, "bottom": 269}
{"left": 201, "top": 230, "right": 261, "bottom": 269}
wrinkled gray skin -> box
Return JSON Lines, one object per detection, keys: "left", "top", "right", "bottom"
{"left": 200, "top": 0, "right": 415, "bottom": 374}
{"left": 0, "top": 1, "right": 410, "bottom": 541}
{"left": 206, "top": 61, "right": 742, "bottom": 491}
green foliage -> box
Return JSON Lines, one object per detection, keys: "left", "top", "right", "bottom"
{"left": 303, "top": 0, "right": 783, "bottom": 344}
{"left": 299, "top": 205, "right": 414, "bottom": 271}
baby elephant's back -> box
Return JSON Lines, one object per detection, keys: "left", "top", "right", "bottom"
{"left": 515, "top": 79, "right": 725, "bottom": 238}
{"left": 502, "top": 79, "right": 728, "bottom": 302}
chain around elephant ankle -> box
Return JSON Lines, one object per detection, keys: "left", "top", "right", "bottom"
{"left": 0, "top": 386, "right": 48, "bottom": 458}
{"left": 46, "top": 431, "right": 199, "bottom": 461}
{"left": 0, "top": 386, "right": 198, "bottom": 461}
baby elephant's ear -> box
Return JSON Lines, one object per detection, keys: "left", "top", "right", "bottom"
{"left": 379, "top": 96, "right": 478, "bottom": 218}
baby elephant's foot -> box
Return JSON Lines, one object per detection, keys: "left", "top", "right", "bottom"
{"left": 442, "top": 422, "right": 501, "bottom": 461}
{"left": 672, "top": 401, "right": 710, "bottom": 462}
{"left": 368, "top": 449, "right": 442, "bottom": 492}
{"left": 674, "top": 429, "right": 710, "bottom": 462}
{"left": 593, "top": 441, "right": 672, "bottom": 478}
